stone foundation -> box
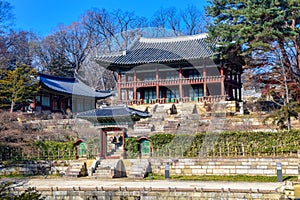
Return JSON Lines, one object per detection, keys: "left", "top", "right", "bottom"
{"left": 13, "top": 186, "right": 283, "bottom": 200}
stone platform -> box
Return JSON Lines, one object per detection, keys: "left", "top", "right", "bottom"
{"left": 13, "top": 178, "right": 287, "bottom": 199}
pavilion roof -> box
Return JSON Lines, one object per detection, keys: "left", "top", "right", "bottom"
{"left": 95, "top": 33, "right": 215, "bottom": 69}
{"left": 39, "top": 73, "right": 111, "bottom": 98}
{"left": 76, "top": 105, "right": 151, "bottom": 124}
{"left": 77, "top": 105, "right": 151, "bottom": 118}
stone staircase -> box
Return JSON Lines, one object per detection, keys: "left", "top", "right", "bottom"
{"left": 163, "top": 120, "right": 179, "bottom": 133}
{"left": 93, "top": 159, "right": 118, "bottom": 178}
{"left": 92, "top": 159, "right": 150, "bottom": 179}
{"left": 176, "top": 114, "right": 200, "bottom": 134}
{"left": 127, "top": 159, "right": 150, "bottom": 178}
{"left": 65, "top": 160, "right": 88, "bottom": 177}
{"left": 148, "top": 104, "right": 167, "bottom": 132}
{"left": 107, "top": 145, "right": 124, "bottom": 157}
{"left": 131, "top": 103, "right": 202, "bottom": 134}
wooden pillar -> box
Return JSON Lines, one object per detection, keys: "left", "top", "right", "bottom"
{"left": 179, "top": 67, "right": 183, "bottom": 101}
{"left": 125, "top": 90, "right": 128, "bottom": 102}
{"left": 118, "top": 72, "right": 121, "bottom": 101}
{"left": 224, "top": 68, "right": 229, "bottom": 98}
{"left": 203, "top": 67, "right": 207, "bottom": 97}
{"left": 221, "top": 66, "right": 225, "bottom": 96}
{"left": 238, "top": 73, "right": 242, "bottom": 101}
{"left": 156, "top": 67, "right": 159, "bottom": 101}
{"left": 133, "top": 69, "right": 137, "bottom": 102}
{"left": 234, "top": 88, "right": 238, "bottom": 101}
{"left": 100, "top": 129, "right": 107, "bottom": 158}
{"left": 122, "top": 128, "right": 125, "bottom": 158}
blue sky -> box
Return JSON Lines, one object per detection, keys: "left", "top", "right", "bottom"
{"left": 9, "top": 0, "right": 208, "bottom": 36}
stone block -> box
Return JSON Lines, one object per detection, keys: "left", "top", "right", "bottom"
{"left": 207, "top": 165, "right": 217, "bottom": 169}
{"left": 219, "top": 165, "right": 235, "bottom": 169}
{"left": 235, "top": 165, "right": 251, "bottom": 169}
{"left": 206, "top": 169, "right": 213, "bottom": 174}
{"left": 189, "top": 165, "right": 201, "bottom": 169}
{"left": 256, "top": 165, "right": 268, "bottom": 169}
{"left": 241, "top": 162, "right": 250, "bottom": 165}
{"left": 236, "top": 169, "right": 248, "bottom": 174}
{"left": 181, "top": 168, "right": 192, "bottom": 175}
{"left": 285, "top": 169, "right": 298, "bottom": 175}
{"left": 248, "top": 169, "right": 264, "bottom": 174}
{"left": 212, "top": 169, "right": 230, "bottom": 175}
{"left": 191, "top": 169, "right": 206, "bottom": 175}
{"left": 263, "top": 169, "right": 275, "bottom": 175}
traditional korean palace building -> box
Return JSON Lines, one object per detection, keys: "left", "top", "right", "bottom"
{"left": 95, "top": 33, "right": 243, "bottom": 105}
{"left": 36, "top": 73, "right": 111, "bottom": 113}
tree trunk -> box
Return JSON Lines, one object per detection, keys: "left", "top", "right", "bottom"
{"left": 281, "top": 57, "right": 292, "bottom": 131}
{"left": 10, "top": 101, "right": 15, "bottom": 113}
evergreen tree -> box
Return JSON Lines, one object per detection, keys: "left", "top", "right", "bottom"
{"left": 0, "top": 63, "right": 39, "bottom": 112}
{"left": 0, "top": 182, "right": 44, "bottom": 200}
{"left": 206, "top": 0, "right": 300, "bottom": 130}
{"left": 206, "top": 0, "right": 300, "bottom": 73}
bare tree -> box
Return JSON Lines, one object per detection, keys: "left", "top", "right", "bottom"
{"left": 0, "top": 0, "right": 14, "bottom": 34}
{"left": 150, "top": 6, "right": 208, "bottom": 36}
{"left": 34, "top": 21, "right": 94, "bottom": 77}
{"left": 0, "top": 30, "right": 36, "bottom": 69}
{"left": 79, "top": 8, "right": 148, "bottom": 90}
{"left": 181, "top": 5, "right": 207, "bottom": 35}
{"left": 34, "top": 32, "right": 73, "bottom": 76}
{"left": 150, "top": 7, "right": 181, "bottom": 36}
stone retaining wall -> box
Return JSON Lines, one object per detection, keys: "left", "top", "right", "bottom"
{"left": 0, "top": 161, "right": 51, "bottom": 175}
{"left": 1, "top": 158, "right": 299, "bottom": 177}
{"left": 13, "top": 186, "right": 283, "bottom": 200}
{"left": 150, "top": 158, "right": 299, "bottom": 176}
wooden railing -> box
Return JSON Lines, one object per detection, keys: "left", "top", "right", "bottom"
{"left": 121, "top": 95, "right": 227, "bottom": 105}
{"left": 119, "top": 76, "right": 223, "bottom": 88}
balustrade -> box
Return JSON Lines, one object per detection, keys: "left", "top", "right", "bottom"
{"left": 119, "top": 76, "right": 222, "bottom": 88}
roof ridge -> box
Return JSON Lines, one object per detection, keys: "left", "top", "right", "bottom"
{"left": 39, "top": 73, "right": 75, "bottom": 82}
{"left": 139, "top": 33, "right": 208, "bottom": 43}
{"left": 97, "top": 51, "right": 124, "bottom": 57}
{"left": 126, "top": 34, "right": 142, "bottom": 51}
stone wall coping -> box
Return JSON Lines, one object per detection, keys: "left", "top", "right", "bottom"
{"left": 14, "top": 186, "right": 278, "bottom": 194}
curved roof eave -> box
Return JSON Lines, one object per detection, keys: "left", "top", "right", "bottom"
{"left": 39, "top": 73, "right": 111, "bottom": 99}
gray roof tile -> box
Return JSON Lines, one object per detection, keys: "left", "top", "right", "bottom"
{"left": 39, "top": 73, "right": 111, "bottom": 98}
{"left": 95, "top": 33, "right": 214, "bottom": 66}
{"left": 76, "top": 106, "right": 151, "bottom": 119}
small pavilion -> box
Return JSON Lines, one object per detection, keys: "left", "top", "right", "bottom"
{"left": 36, "top": 73, "right": 111, "bottom": 113}
{"left": 76, "top": 105, "right": 151, "bottom": 158}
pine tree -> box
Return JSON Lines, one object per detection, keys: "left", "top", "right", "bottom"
{"left": 206, "top": 0, "right": 300, "bottom": 130}
{"left": 206, "top": 0, "right": 300, "bottom": 71}
{"left": 0, "top": 63, "right": 39, "bottom": 112}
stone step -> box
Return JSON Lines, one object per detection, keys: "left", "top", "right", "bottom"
{"left": 65, "top": 161, "right": 87, "bottom": 177}
{"left": 128, "top": 159, "right": 149, "bottom": 178}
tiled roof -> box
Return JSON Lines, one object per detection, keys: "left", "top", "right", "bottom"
{"left": 95, "top": 33, "right": 214, "bottom": 67}
{"left": 76, "top": 105, "right": 151, "bottom": 119}
{"left": 39, "top": 73, "right": 111, "bottom": 98}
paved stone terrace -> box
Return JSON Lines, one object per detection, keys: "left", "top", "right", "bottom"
{"left": 10, "top": 178, "right": 290, "bottom": 199}
{"left": 20, "top": 178, "right": 283, "bottom": 192}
